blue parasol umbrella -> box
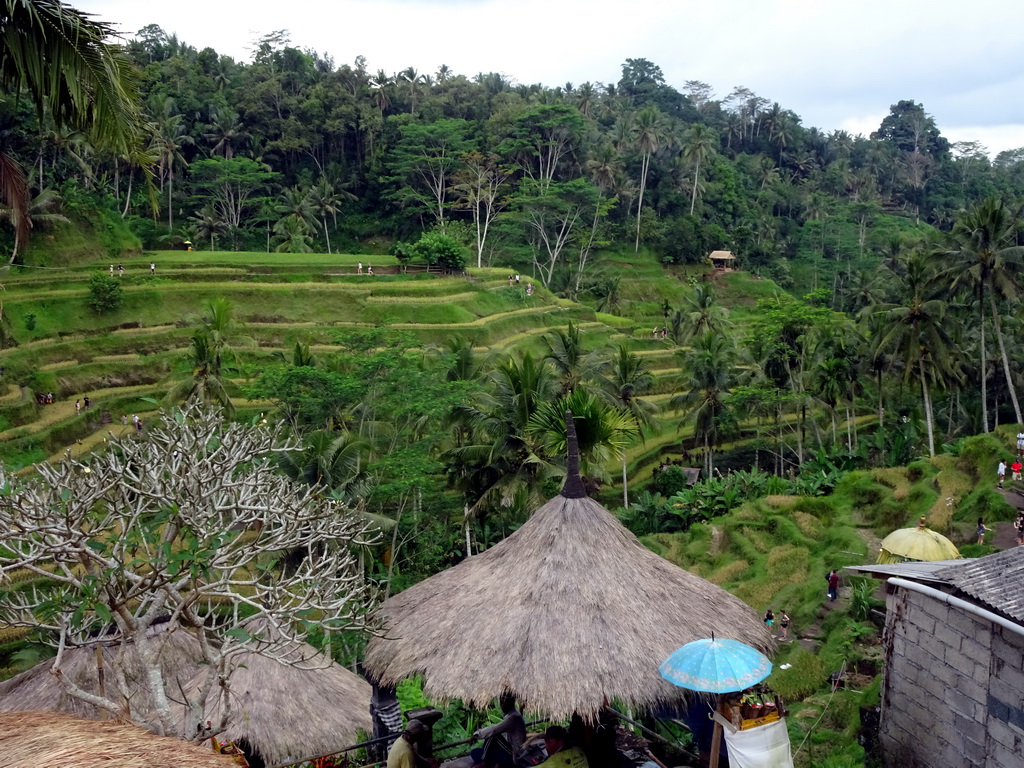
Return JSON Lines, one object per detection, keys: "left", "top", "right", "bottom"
{"left": 659, "top": 635, "right": 772, "bottom": 693}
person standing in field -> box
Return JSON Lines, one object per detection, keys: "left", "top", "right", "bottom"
{"left": 358, "top": 262, "right": 363, "bottom": 275}
{"left": 977, "top": 518, "right": 993, "bottom": 545}
{"left": 827, "top": 569, "right": 840, "bottom": 602}
{"left": 150, "top": 262, "right": 155, "bottom": 274}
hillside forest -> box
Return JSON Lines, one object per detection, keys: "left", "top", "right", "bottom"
{"left": 3, "top": 7, "right": 1024, "bottom": 768}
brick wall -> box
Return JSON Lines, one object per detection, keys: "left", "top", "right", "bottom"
{"left": 880, "top": 586, "right": 1024, "bottom": 766}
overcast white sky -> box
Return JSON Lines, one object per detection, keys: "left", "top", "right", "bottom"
{"left": 80, "top": 0, "right": 1024, "bottom": 154}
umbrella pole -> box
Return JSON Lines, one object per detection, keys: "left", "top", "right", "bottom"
{"left": 709, "top": 695, "right": 722, "bottom": 768}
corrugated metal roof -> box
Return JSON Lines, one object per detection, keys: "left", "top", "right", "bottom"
{"left": 845, "top": 560, "right": 964, "bottom": 583}
{"left": 933, "top": 547, "right": 1024, "bottom": 623}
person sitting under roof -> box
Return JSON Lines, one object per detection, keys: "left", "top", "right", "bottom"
{"left": 388, "top": 720, "right": 439, "bottom": 768}
{"left": 535, "top": 726, "right": 588, "bottom": 768}
{"left": 471, "top": 694, "right": 527, "bottom": 768}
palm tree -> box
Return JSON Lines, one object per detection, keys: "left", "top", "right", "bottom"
{"left": 671, "top": 332, "right": 739, "bottom": 475}
{"left": 204, "top": 109, "right": 248, "bottom": 159}
{"left": 680, "top": 283, "right": 730, "bottom": 341}
{"left": 0, "top": 0, "right": 144, "bottom": 255}
{"left": 527, "top": 388, "right": 640, "bottom": 486}
{"left": 542, "top": 321, "right": 603, "bottom": 394}
{"left": 307, "top": 177, "right": 354, "bottom": 254}
{"left": 866, "top": 254, "right": 959, "bottom": 455}
{"left": 445, "top": 352, "right": 560, "bottom": 518}
{"left": 187, "top": 204, "right": 226, "bottom": 251}
{"left": 632, "top": 107, "right": 665, "bottom": 251}
{"left": 596, "top": 344, "right": 659, "bottom": 506}
{"left": 278, "top": 429, "right": 370, "bottom": 500}
{"left": 682, "top": 124, "right": 716, "bottom": 215}
{"left": 945, "top": 197, "right": 1024, "bottom": 428}
{"left": 0, "top": 188, "right": 69, "bottom": 258}
{"left": 150, "top": 114, "right": 193, "bottom": 229}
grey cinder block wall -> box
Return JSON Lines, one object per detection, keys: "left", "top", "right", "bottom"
{"left": 881, "top": 587, "right": 1024, "bottom": 767}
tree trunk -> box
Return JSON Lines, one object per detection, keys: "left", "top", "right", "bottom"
{"left": 980, "top": 290, "right": 989, "bottom": 432}
{"left": 920, "top": 366, "right": 935, "bottom": 456}
{"left": 622, "top": 453, "right": 629, "bottom": 508}
{"left": 689, "top": 158, "right": 700, "bottom": 215}
{"left": 990, "top": 293, "right": 1022, "bottom": 424}
{"left": 322, "top": 217, "right": 332, "bottom": 254}
{"left": 635, "top": 152, "right": 649, "bottom": 252}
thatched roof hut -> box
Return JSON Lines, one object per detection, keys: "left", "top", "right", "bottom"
{"left": 0, "top": 710, "right": 236, "bottom": 768}
{"left": 0, "top": 622, "right": 200, "bottom": 721}
{"left": 364, "top": 417, "right": 771, "bottom": 721}
{"left": 0, "top": 622, "right": 371, "bottom": 768}
{"left": 175, "top": 622, "right": 373, "bottom": 768}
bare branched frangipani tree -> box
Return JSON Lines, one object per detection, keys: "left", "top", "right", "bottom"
{"left": 0, "top": 401, "right": 379, "bottom": 742}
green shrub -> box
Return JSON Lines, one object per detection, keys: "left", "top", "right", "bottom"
{"left": 23, "top": 313, "right": 35, "bottom": 331}
{"left": 408, "top": 232, "right": 468, "bottom": 271}
{"left": 769, "top": 646, "right": 829, "bottom": 700}
{"left": 87, "top": 273, "right": 124, "bottom": 314}
{"left": 955, "top": 486, "right": 1015, "bottom": 523}
{"left": 957, "top": 433, "right": 1006, "bottom": 481}
{"left": 653, "top": 465, "right": 690, "bottom": 496}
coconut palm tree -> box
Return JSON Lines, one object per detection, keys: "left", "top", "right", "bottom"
{"left": 632, "top": 107, "right": 665, "bottom": 251}
{"left": 671, "top": 332, "right": 740, "bottom": 475}
{"left": 527, "top": 388, "right": 640, "bottom": 486}
{"left": 0, "top": 0, "right": 143, "bottom": 255}
{"left": 680, "top": 283, "right": 731, "bottom": 341}
{"left": 278, "top": 429, "right": 371, "bottom": 499}
{"left": 542, "top": 321, "right": 603, "bottom": 395}
{"left": 682, "top": 123, "right": 716, "bottom": 215}
{"left": 596, "top": 343, "right": 659, "bottom": 506}
{"left": 445, "top": 352, "right": 559, "bottom": 518}
{"left": 866, "top": 254, "right": 959, "bottom": 455}
{"left": 150, "top": 114, "right": 193, "bottom": 229}
{"left": 945, "top": 196, "right": 1024, "bottom": 428}
{"left": 188, "top": 204, "right": 226, "bottom": 250}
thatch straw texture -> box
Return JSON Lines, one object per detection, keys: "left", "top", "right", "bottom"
{"left": 364, "top": 493, "right": 772, "bottom": 721}
{"left": 0, "top": 710, "right": 235, "bottom": 768}
{"left": 0, "top": 623, "right": 201, "bottom": 722}
{"left": 176, "top": 634, "right": 372, "bottom": 767}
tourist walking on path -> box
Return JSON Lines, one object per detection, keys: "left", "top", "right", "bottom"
{"left": 75, "top": 399, "right": 80, "bottom": 415}
{"left": 827, "top": 569, "right": 840, "bottom": 602}
{"left": 977, "top": 517, "right": 994, "bottom": 545}
{"left": 998, "top": 459, "right": 1007, "bottom": 488}
{"left": 1013, "top": 459, "right": 1023, "bottom": 482}
{"left": 763, "top": 609, "right": 775, "bottom": 632}
{"left": 150, "top": 262, "right": 155, "bottom": 274}
{"left": 1016, "top": 429, "right": 1024, "bottom": 453}
{"left": 1016, "top": 514, "right": 1024, "bottom": 546}
{"left": 780, "top": 610, "right": 790, "bottom": 641}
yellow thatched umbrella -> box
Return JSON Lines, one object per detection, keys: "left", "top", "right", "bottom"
{"left": 877, "top": 517, "right": 961, "bottom": 564}
{"left": 364, "top": 415, "right": 772, "bottom": 722}
{"left": 0, "top": 710, "right": 236, "bottom": 768}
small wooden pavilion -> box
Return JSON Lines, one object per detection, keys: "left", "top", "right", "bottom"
{"left": 364, "top": 415, "right": 771, "bottom": 722}
{"left": 708, "top": 251, "right": 737, "bottom": 271}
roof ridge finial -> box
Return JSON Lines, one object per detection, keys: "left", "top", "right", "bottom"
{"left": 561, "top": 409, "right": 586, "bottom": 498}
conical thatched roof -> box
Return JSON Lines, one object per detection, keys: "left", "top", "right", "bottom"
{"left": 364, "top": 416, "right": 771, "bottom": 721}
{"left": 175, "top": 622, "right": 372, "bottom": 767}
{"left": 0, "top": 622, "right": 201, "bottom": 721}
{"left": 0, "top": 622, "right": 371, "bottom": 767}
{"left": 878, "top": 517, "right": 961, "bottom": 564}
{"left": 0, "top": 711, "right": 236, "bottom": 768}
